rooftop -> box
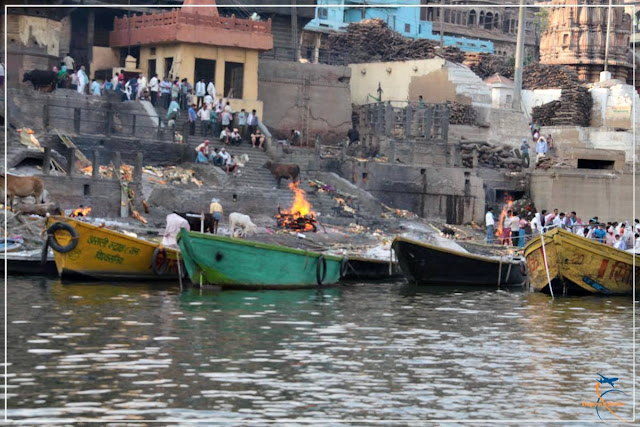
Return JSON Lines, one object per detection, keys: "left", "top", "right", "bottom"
{"left": 109, "top": 0, "right": 273, "bottom": 51}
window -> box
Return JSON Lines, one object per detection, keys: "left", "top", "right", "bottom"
{"left": 150, "top": 47, "right": 156, "bottom": 56}
{"left": 194, "top": 58, "right": 216, "bottom": 84}
{"left": 318, "top": 8, "right": 328, "bottom": 19}
{"left": 148, "top": 59, "right": 156, "bottom": 80}
{"left": 224, "top": 62, "right": 244, "bottom": 99}
{"left": 468, "top": 10, "right": 476, "bottom": 26}
{"left": 484, "top": 12, "right": 493, "bottom": 30}
{"left": 562, "top": 33, "right": 569, "bottom": 45}
{"left": 494, "top": 13, "right": 499, "bottom": 29}
{"left": 405, "top": 23, "right": 411, "bottom": 33}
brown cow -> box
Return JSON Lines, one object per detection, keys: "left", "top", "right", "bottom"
{"left": 262, "top": 161, "right": 300, "bottom": 188}
{"left": 0, "top": 174, "right": 45, "bottom": 208}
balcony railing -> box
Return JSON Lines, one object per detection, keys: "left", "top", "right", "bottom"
{"left": 113, "top": 11, "right": 272, "bottom": 34}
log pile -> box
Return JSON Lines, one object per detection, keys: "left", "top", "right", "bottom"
{"left": 536, "top": 156, "right": 574, "bottom": 170}
{"left": 464, "top": 53, "right": 514, "bottom": 79}
{"left": 447, "top": 101, "right": 477, "bottom": 125}
{"left": 522, "top": 63, "right": 580, "bottom": 89}
{"left": 460, "top": 141, "right": 523, "bottom": 171}
{"left": 327, "top": 19, "right": 465, "bottom": 64}
{"left": 531, "top": 86, "right": 592, "bottom": 127}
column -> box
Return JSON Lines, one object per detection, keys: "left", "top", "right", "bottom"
{"left": 215, "top": 47, "right": 226, "bottom": 99}
{"left": 242, "top": 51, "right": 259, "bottom": 101}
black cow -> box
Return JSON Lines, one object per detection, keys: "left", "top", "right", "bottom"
{"left": 23, "top": 70, "right": 57, "bottom": 91}
{"left": 176, "top": 212, "right": 215, "bottom": 234}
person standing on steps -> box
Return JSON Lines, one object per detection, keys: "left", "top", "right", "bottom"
{"left": 195, "top": 79, "right": 206, "bottom": 109}
{"left": 149, "top": 74, "right": 159, "bottom": 106}
{"left": 520, "top": 138, "right": 530, "bottom": 168}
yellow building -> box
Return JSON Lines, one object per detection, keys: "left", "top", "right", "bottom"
{"left": 109, "top": 0, "right": 273, "bottom": 116}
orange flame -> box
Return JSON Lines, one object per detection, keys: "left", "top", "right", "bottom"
{"left": 277, "top": 182, "right": 316, "bottom": 232}
{"left": 496, "top": 194, "right": 513, "bottom": 244}
{"left": 71, "top": 207, "right": 92, "bottom": 217}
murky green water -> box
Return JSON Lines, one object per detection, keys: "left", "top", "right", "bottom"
{"left": 3, "top": 278, "right": 634, "bottom": 423}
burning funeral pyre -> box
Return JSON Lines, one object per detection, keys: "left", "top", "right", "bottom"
{"left": 69, "top": 206, "right": 92, "bottom": 219}
{"left": 276, "top": 183, "right": 317, "bottom": 232}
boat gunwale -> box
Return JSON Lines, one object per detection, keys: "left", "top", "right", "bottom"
{"left": 524, "top": 228, "right": 635, "bottom": 264}
{"left": 393, "top": 236, "right": 522, "bottom": 265}
{"left": 47, "top": 215, "right": 178, "bottom": 253}
{"left": 179, "top": 230, "right": 343, "bottom": 262}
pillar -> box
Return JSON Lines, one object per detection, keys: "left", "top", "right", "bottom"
{"left": 67, "top": 148, "right": 75, "bottom": 177}
{"left": 92, "top": 150, "right": 100, "bottom": 179}
{"left": 43, "top": 147, "right": 52, "bottom": 175}
{"left": 242, "top": 51, "right": 259, "bottom": 101}
{"left": 215, "top": 47, "right": 226, "bottom": 99}
{"left": 134, "top": 152, "right": 143, "bottom": 183}
{"left": 112, "top": 152, "right": 122, "bottom": 180}
{"left": 87, "top": 10, "right": 95, "bottom": 75}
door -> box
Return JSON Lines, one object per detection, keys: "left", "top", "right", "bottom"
{"left": 194, "top": 58, "right": 216, "bottom": 85}
{"left": 148, "top": 59, "right": 156, "bottom": 79}
{"left": 224, "top": 62, "right": 244, "bottom": 99}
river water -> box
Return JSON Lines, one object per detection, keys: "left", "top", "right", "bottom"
{"left": 4, "top": 277, "right": 635, "bottom": 423}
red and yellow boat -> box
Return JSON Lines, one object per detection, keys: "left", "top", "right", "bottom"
{"left": 524, "top": 227, "right": 637, "bottom": 295}
{"left": 44, "top": 216, "right": 181, "bottom": 280}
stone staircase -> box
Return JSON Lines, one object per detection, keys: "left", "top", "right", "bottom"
{"left": 445, "top": 62, "right": 492, "bottom": 107}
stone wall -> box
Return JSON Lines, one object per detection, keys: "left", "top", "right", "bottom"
{"left": 258, "top": 59, "right": 352, "bottom": 144}
{"left": 334, "top": 161, "right": 484, "bottom": 224}
{"left": 41, "top": 175, "right": 133, "bottom": 218}
{"left": 529, "top": 170, "right": 638, "bottom": 222}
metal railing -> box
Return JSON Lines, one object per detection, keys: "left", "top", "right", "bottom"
{"left": 357, "top": 101, "right": 451, "bottom": 141}
{"left": 41, "top": 101, "right": 182, "bottom": 142}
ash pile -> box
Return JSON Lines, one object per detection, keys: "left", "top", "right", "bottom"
{"left": 327, "top": 19, "right": 465, "bottom": 64}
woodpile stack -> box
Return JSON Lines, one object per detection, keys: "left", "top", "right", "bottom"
{"left": 460, "top": 141, "right": 523, "bottom": 171}
{"left": 522, "top": 63, "right": 580, "bottom": 89}
{"left": 447, "top": 101, "right": 477, "bottom": 125}
{"left": 464, "top": 53, "right": 514, "bottom": 79}
{"left": 327, "top": 19, "right": 465, "bottom": 64}
{"left": 531, "top": 86, "right": 592, "bottom": 127}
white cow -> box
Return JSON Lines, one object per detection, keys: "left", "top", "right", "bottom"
{"left": 228, "top": 212, "right": 257, "bottom": 238}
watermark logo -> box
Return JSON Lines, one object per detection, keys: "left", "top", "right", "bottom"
{"left": 581, "top": 373, "right": 630, "bottom": 422}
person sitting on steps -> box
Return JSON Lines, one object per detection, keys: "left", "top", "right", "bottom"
{"left": 251, "top": 129, "right": 265, "bottom": 149}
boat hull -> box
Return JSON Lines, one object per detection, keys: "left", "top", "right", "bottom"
{"left": 392, "top": 237, "right": 525, "bottom": 286}
{"left": 524, "top": 228, "right": 637, "bottom": 295}
{"left": 178, "top": 230, "right": 343, "bottom": 289}
{"left": 45, "top": 216, "right": 181, "bottom": 280}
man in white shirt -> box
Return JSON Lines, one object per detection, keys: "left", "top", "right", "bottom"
{"left": 219, "top": 147, "right": 230, "bottom": 166}
{"left": 510, "top": 211, "right": 521, "bottom": 247}
{"left": 531, "top": 212, "right": 542, "bottom": 235}
{"left": 207, "top": 81, "right": 216, "bottom": 100}
{"left": 553, "top": 212, "right": 566, "bottom": 229}
{"left": 197, "top": 105, "right": 212, "bottom": 137}
{"left": 485, "top": 207, "right": 495, "bottom": 244}
{"left": 614, "top": 234, "right": 626, "bottom": 250}
{"left": 137, "top": 74, "right": 147, "bottom": 100}
{"left": 77, "top": 66, "right": 88, "bottom": 94}
{"left": 149, "top": 74, "right": 159, "bottom": 106}
{"left": 195, "top": 79, "right": 206, "bottom": 109}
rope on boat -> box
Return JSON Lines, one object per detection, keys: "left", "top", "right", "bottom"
{"left": 505, "top": 261, "right": 512, "bottom": 285}
{"left": 497, "top": 256, "right": 503, "bottom": 288}
{"left": 540, "top": 233, "right": 554, "bottom": 299}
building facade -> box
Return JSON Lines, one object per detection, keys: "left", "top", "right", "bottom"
{"left": 303, "top": 0, "right": 495, "bottom": 56}
{"left": 109, "top": 0, "right": 273, "bottom": 115}
{"left": 539, "top": 0, "right": 633, "bottom": 83}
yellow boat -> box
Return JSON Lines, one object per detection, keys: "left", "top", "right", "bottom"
{"left": 524, "top": 227, "right": 637, "bottom": 295}
{"left": 44, "top": 216, "right": 182, "bottom": 280}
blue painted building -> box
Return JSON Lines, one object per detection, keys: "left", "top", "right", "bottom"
{"left": 304, "top": 0, "right": 494, "bottom": 54}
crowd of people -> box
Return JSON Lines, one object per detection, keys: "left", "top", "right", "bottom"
{"left": 485, "top": 207, "right": 640, "bottom": 251}
{"left": 194, "top": 139, "right": 245, "bottom": 177}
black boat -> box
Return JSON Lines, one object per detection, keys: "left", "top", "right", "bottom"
{"left": 342, "top": 256, "right": 403, "bottom": 281}
{"left": 2, "top": 249, "right": 58, "bottom": 277}
{"left": 392, "top": 236, "right": 526, "bottom": 287}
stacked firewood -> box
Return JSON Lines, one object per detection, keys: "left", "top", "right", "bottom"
{"left": 460, "top": 141, "right": 523, "bottom": 171}
{"left": 522, "top": 63, "right": 581, "bottom": 89}
{"left": 447, "top": 101, "right": 477, "bottom": 125}
{"left": 464, "top": 53, "right": 514, "bottom": 79}
{"left": 531, "top": 86, "right": 592, "bottom": 127}
{"left": 536, "top": 156, "right": 574, "bottom": 170}
{"left": 327, "top": 19, "right": 465, "bottom": 64}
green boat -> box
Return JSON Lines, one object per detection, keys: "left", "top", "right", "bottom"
{"left": 177, "top": 230, "right": 345, "bottom": 289}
